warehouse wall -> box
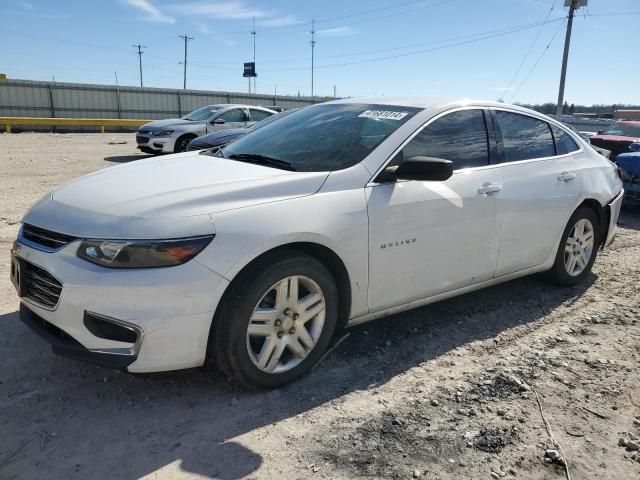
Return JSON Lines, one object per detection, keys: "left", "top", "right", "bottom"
{"left": 0, "top": 78, "right": 328, "bottom": 131}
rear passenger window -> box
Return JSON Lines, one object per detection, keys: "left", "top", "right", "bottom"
{"left": 495, "top": 111, "right": 555, "bottom": 162}
{"left": 219, "top": 108, "right": 248, "bottom": 123}
{"left": 400, "top": 109, "right": 489, "bottom": 170}
{"left": 250, "top": 109, "right": 272, "bottom": 122}
{"left": 551, "top": 125, "right": 579, "bottom": 155}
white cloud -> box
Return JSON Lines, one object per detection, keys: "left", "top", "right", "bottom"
{"left": 168, "top": 1, "right": 301, "bottom": 30}
{"left": 168, "top": 1, "right": 269, "bottom": 19}
{"left": 21, "top": 2, "right": 34, "bottom": 9}
{"left": 316, "top": 26, "right": 355, "bottom": 37}
{"left": 196, "top": 22, "right": 210, "bottom": 34}
{"left": 256, "top": 15, "right": 303, "bottom": 28}
{"left": 121, "top": 0, "right": 176, "bottom": 24}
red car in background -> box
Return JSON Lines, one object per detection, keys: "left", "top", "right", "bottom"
{"left": 589, "top": 120, "right": 640, "bottom": 160}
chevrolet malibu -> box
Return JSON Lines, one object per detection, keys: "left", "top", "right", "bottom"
{"left": 12, "top": 98, "right": 623, "bottom": 389}
{"left": 136, "top": 104, "right": 276, "bottom": 154}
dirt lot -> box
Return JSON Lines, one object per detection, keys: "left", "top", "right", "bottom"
{"left": 1, "top": 133, "right": 639, "bottom": 480}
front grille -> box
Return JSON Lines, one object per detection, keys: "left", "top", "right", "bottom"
{"left": 136, "top": 135, "right": 149, "bottom": 144}
{"left": 22, "top": 224, "right": 77, "bottom": 251}
{"left": 138, "top": 129, "right": 151, "bottom": 134}
{"left": 21, "top": 260, "right": 63, "bottom": 309}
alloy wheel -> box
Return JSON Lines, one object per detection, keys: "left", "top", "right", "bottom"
{"left": 246, "top": 275, "right": 326, "bottom": 374}
{"left": 564, "top": 218, "right": 595, "bottom": 277}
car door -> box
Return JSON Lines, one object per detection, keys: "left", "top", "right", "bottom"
{"left": 366, "top": 108, "right": 503, "bottom": 312}
{"left": 491, "top": 110, "right": 583, "bottom": 276}
{"left": 207, "top": 108, "right": 248, "bottom": 133}
{"left": 248, "top": 108, "right": 273, "bottom": 127}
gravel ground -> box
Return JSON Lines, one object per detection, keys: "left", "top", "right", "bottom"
{"left": 1, "top": 133, "right": 639, "bottom": 480}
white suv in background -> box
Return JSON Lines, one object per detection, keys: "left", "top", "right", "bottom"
{"left": 136, "top": 104, "right": 276, "bottom": 154}
{"left": 12, "top": 98, "right": 623, "bottom": 389}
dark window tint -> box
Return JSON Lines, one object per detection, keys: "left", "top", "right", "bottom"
{"left": 250, "top": 109, "right": 272, "bottom": 122}
{"left": 551, "top": 125, "right": 579, "bottom": 155}
{"left": 219, "top": 108, "right": 248, "bottom": 123}
{"left": 400, "top": 110, "right": 489, "bottom": 170}
{"left": 495, "top": 111, "right": 555, "bottom": 162}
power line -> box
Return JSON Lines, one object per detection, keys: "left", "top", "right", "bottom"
{"left": 260, "top": 17, "right": 566, "bottom": 72}
{"left": 501, "top": 0, "right": 558, "bottom": 101}
{"left": 509, "top": 18, "right": 566, "bottom": 103}
{"left": 178, "top": 34, "right": 194, "bottom": 89}
{"left": 315, "top": 0, "right": 458, "bottom": 24}
{"left": 132, "top": 44, "right": 145, "bottom": 87}
{"left": 189, "top": 17, "right": 568, "bottom": 70}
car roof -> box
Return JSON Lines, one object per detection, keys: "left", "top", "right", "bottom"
{"left": 617, "top": 120, "right": 640, "bottom": 125}
{"left": 327, "top": 96, "right": 544, "bottom": 116}
{"left": 205, "top": 104, "right": 275, "bottom": 111}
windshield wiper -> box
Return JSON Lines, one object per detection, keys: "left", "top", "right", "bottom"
{"left": 227, "top": 153, "right": 297, "bottom": 171}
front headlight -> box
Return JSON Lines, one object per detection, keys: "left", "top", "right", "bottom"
{"left": 151, "top": 129, "right": 175, "bottom": 136}
{"left": 77, "top": 235, "right": 214, "bottom": 269}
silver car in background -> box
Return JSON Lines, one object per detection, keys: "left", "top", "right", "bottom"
{"left": 136, "top": 104, "right": 277, "bottom": 154}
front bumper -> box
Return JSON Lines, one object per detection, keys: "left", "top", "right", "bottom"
{"left": 20, "top": 304, "right": 138, "bottom": 370}
{"left": 12, "top": 239, "right": 229, "bottom": 373}
{"left": 136, "top": 133, "right": 177, "bottom": 153}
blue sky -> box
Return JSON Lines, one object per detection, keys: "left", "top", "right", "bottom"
{"left": 1, "top": 0, "right": 638, "bottom": 104}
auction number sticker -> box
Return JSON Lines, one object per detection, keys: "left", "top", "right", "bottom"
{"left": 358, "top": 110, "right": 409, "bottom": 121}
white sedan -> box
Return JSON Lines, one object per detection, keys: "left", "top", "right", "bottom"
{"left": 11, "top": 98, "right": 623, "bottom": 388}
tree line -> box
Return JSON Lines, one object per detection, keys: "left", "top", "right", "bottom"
{"left": 514, "top": 102, "right": 640, "bottom": 116}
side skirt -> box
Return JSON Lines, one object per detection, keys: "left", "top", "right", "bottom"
{"left": 346, "top": 263, "right": 550, "bottom": 327}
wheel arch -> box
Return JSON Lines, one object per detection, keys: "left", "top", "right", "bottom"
{"left": 208, "top": 241, "right": 353, "bottom": 357}
{"left": 174, "top": 132, "right": 197, "bottom": 152}
{"left": 575, "top": 198, "right": 610, "bottom": 248}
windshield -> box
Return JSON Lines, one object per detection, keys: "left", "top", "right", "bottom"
{"left": 183, "top": 106, "right": 222, "bottom": 121}
{"left": 221, "top": 104, "right": 420, "bottom": 172}
{"left": 603, "top": 123, "right": 640, "bottom": 138}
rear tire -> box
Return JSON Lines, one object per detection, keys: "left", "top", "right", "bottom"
{"left": 546, "top": 206, "right": 600, "bottom": 286}
{"left": 211, "top": 250, "right": 338, "bottom": 389}
{"left": 174, "top": 134, "right": 196, "bottom": 153}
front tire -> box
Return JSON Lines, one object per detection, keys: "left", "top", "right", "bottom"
{"left": 546, "top": 206, "right": 600, "bottom": 286}
{"left": 211, "top": 250, "right": 339, "bottom": 389}
{"left": 174, "top": 134, "right": 196, "bottom": 153}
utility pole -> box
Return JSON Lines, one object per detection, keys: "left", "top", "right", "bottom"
{"left": 114, "top": 72, "right": 119, "bottom": 86}
{"left": 251, "top": 17, "right": 256, "bottom": 93}
{"left": 555, "top": 0, "right": 585, "bottom": 117}
{"left": 310, "top": 19, "right": 316, "bottom": 97}
{"left": 178, "top": 34, "right": 194, "bottom": 90}
{"left": 132, "top": 44, "right": 145, "bottom": 87}
{"left": 333, "top": 85, "right": 336, "bottom": 99}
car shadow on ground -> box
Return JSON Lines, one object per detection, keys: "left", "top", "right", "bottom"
{"left": 0, "top": 271, "right": 596, "bottom": 479}
{"left": 104, "top": 153, "right": 155, "bottom": 163}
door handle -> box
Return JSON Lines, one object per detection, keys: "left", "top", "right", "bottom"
{"left": 478, "top": 184, "right": 502, "bottom": 196}
{"left": 558, "top": 172, "right": 577, "bottom": 182}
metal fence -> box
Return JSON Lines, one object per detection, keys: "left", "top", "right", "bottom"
{"left": 0, "top": 78, "right": 327, "bottom": 132}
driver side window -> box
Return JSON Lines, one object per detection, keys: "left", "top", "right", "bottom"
{"left": 218, "top": 109, "right": 248, "bottom": 123}
{"left": 397, "top": 109, "right": 489, "bottom": 170}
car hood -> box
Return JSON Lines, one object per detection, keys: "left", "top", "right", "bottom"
{"left": 140, "top": 119, "right": 204, "bottom": 130}
{"left": 23, "top": 153, "right": 329, "bottom": 239}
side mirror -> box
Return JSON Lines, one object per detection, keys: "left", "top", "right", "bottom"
{"left": 596, "top": 130, "right": 604, "bottom": 135}
{"left": 394, "top": 156, "right": 454, "bottom": 182}
{"left": 212, "top": 118, "right": 226, "bottom": 125}
{"left": 629, "top": 142, "right": 640, "bottom": 152}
